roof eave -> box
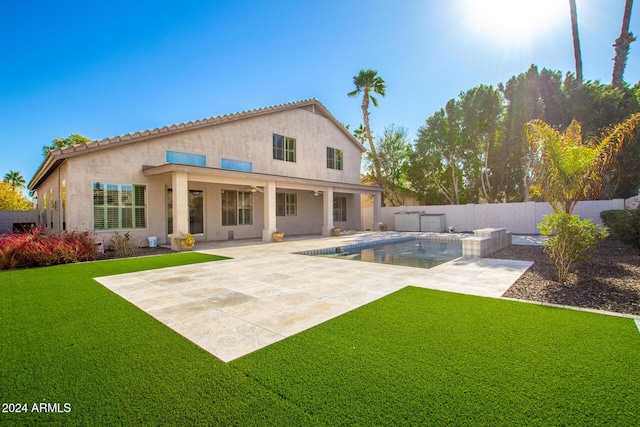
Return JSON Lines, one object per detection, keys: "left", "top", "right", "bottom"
{"left": 28, "top": 153, "right": 60, "bottom": 190}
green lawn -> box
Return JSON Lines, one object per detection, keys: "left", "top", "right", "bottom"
{"left": 1, "top": 255, "right": 639, "bottom": 426}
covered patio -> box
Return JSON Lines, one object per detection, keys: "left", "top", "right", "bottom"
{"left": 143, "top": 163, "right": 384, "bottom": 249}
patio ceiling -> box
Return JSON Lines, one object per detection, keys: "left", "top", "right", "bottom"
{"left": 142, "top": 163, "right": 384, "bottom": 195}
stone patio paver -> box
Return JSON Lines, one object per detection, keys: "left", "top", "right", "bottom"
{"left": 95, "top": 232, "right": 533, "bottom": 362}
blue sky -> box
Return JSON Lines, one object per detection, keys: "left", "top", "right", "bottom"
{"left": 1, "top": 0, "right": 638, "bottom": 186}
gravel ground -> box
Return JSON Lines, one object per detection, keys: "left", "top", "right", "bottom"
{"left": 490, "top": 239, "right": 640, "bottom": 315}
{"left": 98, "top": 246, "right": 174, "bottom": 260}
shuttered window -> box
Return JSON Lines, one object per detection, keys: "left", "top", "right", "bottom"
{"left": 93, "top": 183, "right": 146, "bottom": 230}
{"left": 221, "top": 190, "right": 253, "bottom": 226}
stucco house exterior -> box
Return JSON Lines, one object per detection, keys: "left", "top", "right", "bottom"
{"left": 28, "top": 99, "right": 383, "bottom": 249}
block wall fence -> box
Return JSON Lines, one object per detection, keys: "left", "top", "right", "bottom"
{"left": 0, "top": 210, "right": 39, "bottom": 234}
{"left": 361, "top": 196, "right": 640, "bottom": 234}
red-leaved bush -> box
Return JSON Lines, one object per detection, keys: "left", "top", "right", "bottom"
{"left": 0, "top": 226, "right": 98, "bottom": 270}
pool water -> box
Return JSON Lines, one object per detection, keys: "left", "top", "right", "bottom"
{"left": 319, "top": 240, "right": 462, "bottom": 269}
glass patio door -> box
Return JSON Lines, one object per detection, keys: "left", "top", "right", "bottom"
{"left": 167, "top": 188, "right": 204, "bottom": 236}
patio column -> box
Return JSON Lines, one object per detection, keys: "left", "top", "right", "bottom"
{"left": 171, "top": 172, "right": 189, "bottom": 250}
{"left": 322, "top": 186, "right": 334, "bottom": 236}
{"left": 373, "top": 192, "right": 382, "bottom": 231}
{"left": 262, "top": 180, "right": 277, "bottom": 242}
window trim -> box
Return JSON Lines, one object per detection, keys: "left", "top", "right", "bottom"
{"left": 327, "top": 147, "right": 344, "bottom": 170}
{"left": 276, "top": 192, "right": 297, "bottom": 217}
{"left": 93, "top": 182, "right": 147, "bottom": 230}
{"left": 221, "top": 189, "right": 253, "bottom": 226}
{"left": 273, "top": 133, "right": 297, "bottom": 162}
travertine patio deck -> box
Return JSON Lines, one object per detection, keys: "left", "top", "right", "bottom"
{"left": 96, "top": 232, "right": 533, "bottom": 362}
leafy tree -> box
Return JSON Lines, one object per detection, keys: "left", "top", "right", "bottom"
{"left": 612, "top": 0, "right": 636, "bottom": 90}
{"left": 412, "top": 100, "right": 465, "bottom": 205}
{"left": 3, "top": 170, "right": 26, "bottom": 189}
{"left": 526, "top": 113, "right": 640, "bottom": 214}
{"left": 0, "top": 182, "right": 33, "bottom": 210}
{"left": 458, "top": 85, "right": 504, "bottom": 202}
{"left": 42, "top": 133, "right": 92, "bottom": 158}
{"left": 410, "top": 85, "right": 503, "bottom": 205}
{"left": 408, "top": 65, "right": 640, "bottom": 207}
{"left": 364, "top": 125, "right": 412, "bottom": 206}
{"left": 564, "top": 79, "right": 640, "bottom": 198}
{"left": 348, "top": 69, "right": 386, "bottom": 192}
{"left": 498, "top": 67, "right": 640, "bottom": 201}
{"left": 498, "top": 66, "right": 568, "bottom": 202}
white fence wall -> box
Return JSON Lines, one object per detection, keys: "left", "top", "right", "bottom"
{"left": 361, "top": 195, "right": 640, "bottom": 234}
{"left": 0, "top": 210, "right": 39, "bottom": 234}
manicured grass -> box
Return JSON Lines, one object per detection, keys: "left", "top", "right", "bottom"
{"left": 1, "top": 254, "right": 313, "bottom": 426}
{"left": 2, "top": 256, "right": 639, "bottom": 425}
{"left": 232, "top": 287, "right": 640, "bottom": 426}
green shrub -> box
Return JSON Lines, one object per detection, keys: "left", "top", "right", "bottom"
{"left": 601, "top": 206, "right": 640, "bottom": 249}
{"left": 599, "top": 209, "right": 626, "bottom": 235}
{"left": 539, "top": 212, "right": 608, "bottom": 283}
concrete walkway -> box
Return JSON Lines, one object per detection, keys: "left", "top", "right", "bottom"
{"left": 96, "top": 233, "right": 533, "bottom": 362}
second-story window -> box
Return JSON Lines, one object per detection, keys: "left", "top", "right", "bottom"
{"left": 273, "top": 134, "right": 296, "bottom": 162}
{"left": 327, "top": 147, "right": 343, "bottom": 170}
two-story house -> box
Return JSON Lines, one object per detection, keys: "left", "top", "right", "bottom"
{"left": 28, "top": 99, "right": 383, "bottom": 248}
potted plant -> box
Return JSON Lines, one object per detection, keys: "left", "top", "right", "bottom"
{"left": 331, "top": 227, "right": 341, "bottom": 236}
{"left": 272, "top": 230, "right": 284, "bottom": 242}
{"left": 174, "top": 232, "right": 195, "bottom": 251}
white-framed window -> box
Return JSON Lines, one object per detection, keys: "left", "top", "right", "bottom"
{"left": 273, "top": 134, "right": 296, "bottom": 162}
{"left": 327, "top": 147, "right": 343, "bottom": 170}
{"left": 221, "top": 190, "right": 253, "bottom": 226}
{"left": 276, "top": 193, "right": 297, "bottom": 216}
{"left": 93, "top": 183, "right": 146, "bottom": 230}
{"left": 333, "top": 196, "right": 347, "bottom": 222}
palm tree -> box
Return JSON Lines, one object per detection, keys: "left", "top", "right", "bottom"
{"left": 348, "top": 69, "right": 386, "bottom": 190}
{"left": 351, "top": 124, "right": 367, "bottom": 145}
{"left": 3, "top": 170, "right": 25, "bottom": 189}
{"left": 612, "top": 0, "right": 635, "bottom": 90}
{"left": 569, "top": 0, "right": 583, "bottom": 88}
{"left": 525, "top": 112, "right": 640, "bottom": 214}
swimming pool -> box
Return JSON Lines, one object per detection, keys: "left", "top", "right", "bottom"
{"left": 301, "top": 237, "right": 463, "bottom": 269}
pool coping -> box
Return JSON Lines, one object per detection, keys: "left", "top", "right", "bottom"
{"left": 294, "top": 234, "right": 462, "bottom": 256}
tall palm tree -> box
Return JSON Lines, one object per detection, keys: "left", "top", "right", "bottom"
{"left": 612, "top": 0, "right": 635, "bottom": 90}
{"left": 352, "top": 124, "right": 367, "bottom": 145}
{"left": 525, "top": 112, "right": 640, "bottom": 214}
{"left": 348, "top": 69, "right": 386, "bottom": 189}
{"left": 3, "top": 170, "right": 25, "bottom": 189}
{"left": 569, "top": 0, "right": 583, "bottom": 88}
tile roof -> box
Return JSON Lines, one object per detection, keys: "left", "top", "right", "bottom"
{"left": 52, "top": 98, "right": 359, "bottom": 156}
{"left": 29, "top": 98, "right": 363, "bottom": 190}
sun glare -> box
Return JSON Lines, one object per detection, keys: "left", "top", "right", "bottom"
{"left": 461, "top": 0, "right": 567, "bottom": 50}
